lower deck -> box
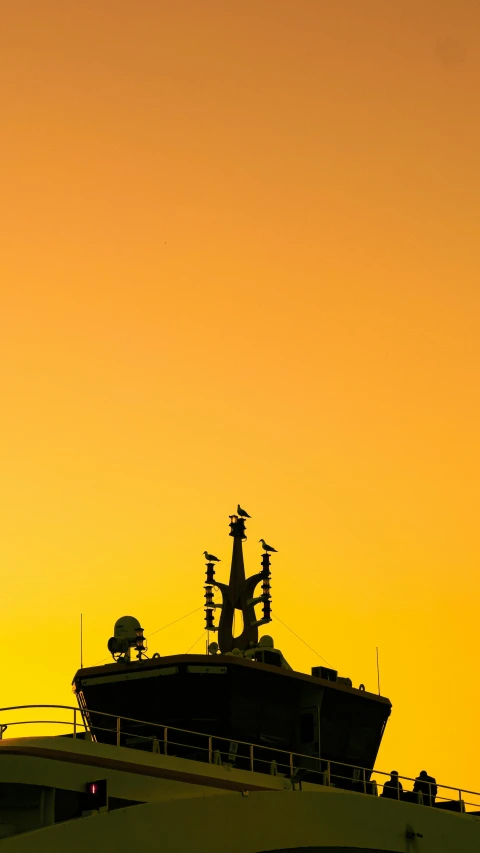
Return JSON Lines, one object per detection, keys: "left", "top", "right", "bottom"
{"left": 0, "top": 774, "right": 479, "bottom": 853}
{"left": 0, "top": 706, "right": 478, "bottom": 851}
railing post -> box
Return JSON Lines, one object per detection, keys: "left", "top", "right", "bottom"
{"left": 363, "top": 767, "right": 366, "bottom": 794}
{"left": 250, "top": 743, "right": 254, "bottom": 773}
{"left": 208, "top": 736, "right": 212, "bottom": 764}
{"left": 289, "top": 753, "right": 294, "bottom": 778}
{"left": 163, "top": 726, "right": 168, "bottom": 756}
{"left": 73, "top": 708, "right": 77, "bottom": 739}
{"left": 327, "top": 760, "right": 330, "bottom": 786}
{"left": 116, "top": 717, "right": 121, "bottom": 747}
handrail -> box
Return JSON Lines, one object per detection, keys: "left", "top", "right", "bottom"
{"left": 0, "top": 704, "right": 478, "bottom": 811}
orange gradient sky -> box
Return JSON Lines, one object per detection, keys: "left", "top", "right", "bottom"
{"left": 1, "top": 0, "right": 479, "bottom": 792}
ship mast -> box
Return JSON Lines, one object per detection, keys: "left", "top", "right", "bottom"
{"left": 204, "top": 514, "right": 272, "bottom": 653}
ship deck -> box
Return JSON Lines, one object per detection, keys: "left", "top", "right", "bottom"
{"left": 0, "top": 705, "right": 478, "bottom": 852}
{"left": 0, "top": 704, "right": 478, "bottom": 812}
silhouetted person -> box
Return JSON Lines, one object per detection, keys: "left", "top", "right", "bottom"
{"left": 381, "top": 770, "right": 403, "bottom": 799}
{"left": 413, "top": 770, "right": 437, "bottom": 806}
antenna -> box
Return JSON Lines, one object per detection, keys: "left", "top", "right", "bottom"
{"left": 80, "top": 613, "right": 83, "bottom": 669}
{"left": 376, "top": 646, "right": 381, "bottom": 695}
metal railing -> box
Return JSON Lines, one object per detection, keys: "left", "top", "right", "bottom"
{"left": 0, "top": 705, "right": 479, "bottom": 815}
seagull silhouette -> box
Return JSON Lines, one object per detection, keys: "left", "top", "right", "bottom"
{"left": 237, "top": 504, "right": 251, "bottom": 518}
{"left": 203, "top": 551, "right": 221, "bottom": 562}
{"left": 259, "top": 539, "right": 277, "bottom": 553}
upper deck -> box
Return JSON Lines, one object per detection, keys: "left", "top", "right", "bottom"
{"left": 73, "top": 651, "right": 391, "bottom": 777}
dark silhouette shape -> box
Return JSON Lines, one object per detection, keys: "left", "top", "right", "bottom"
{"left": 413, "top": 770, "right": 437, "bottom": 806}
{"left": 216, "top": 516, "right": 272, "bottom": 652}
{"left": 237, "top": 504, "right": 251, "bottom": 518}
{"left": 259, "top": 538, "right": 277, "bottom": 553}
{"left": 203, "top": 551, "right": 221, "bottom": 562}
{"left": 381, "top": 770, "right": 403, "bottom": 799}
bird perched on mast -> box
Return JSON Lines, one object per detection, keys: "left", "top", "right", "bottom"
{"left": 203, "top": 551, "right": 221, "bottom": 562}
{"left": 237, "top": 504, "right": 251, "bottom": 518}
{"left": 259, "top": 539, "right": 277, "bottom": 553}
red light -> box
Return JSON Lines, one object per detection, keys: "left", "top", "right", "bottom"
{"left": 85, "top": 778, "right": 107, "bottom": 807}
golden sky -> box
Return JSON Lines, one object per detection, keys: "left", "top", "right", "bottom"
{"left": 1, "top": 0, "right": 479, "bottom": 793}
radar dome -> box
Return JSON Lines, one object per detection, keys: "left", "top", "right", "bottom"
{"left": 108, "top": 616, "right": 144, "bottom": 659}
{"left": 114, "top": 616, "right": 141, "bottom": 641}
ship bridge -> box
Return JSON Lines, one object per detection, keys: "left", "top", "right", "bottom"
{"left": 73, "top": 513, "right": 391, "bottom": 787}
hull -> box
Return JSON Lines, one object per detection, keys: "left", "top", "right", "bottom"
{"left": 1, "top": 787, "right": 479, "bottom": 852}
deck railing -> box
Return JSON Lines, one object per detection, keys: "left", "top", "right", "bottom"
{"left": 0, "top": 704, "right": 479, "bottom": 815}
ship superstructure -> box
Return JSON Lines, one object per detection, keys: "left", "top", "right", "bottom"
{"left": 0, "top": 511, "right": 478, "bottom": 851}
{"left": 74, "top": 515, "right": 391, "bottom": 784}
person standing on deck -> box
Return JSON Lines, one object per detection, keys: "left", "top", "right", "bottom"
{"left": 413, "top": 770, "right": 437, "bottom": 805}
{"left": 381, "top": 771, "right": 403, "bottom": 799}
